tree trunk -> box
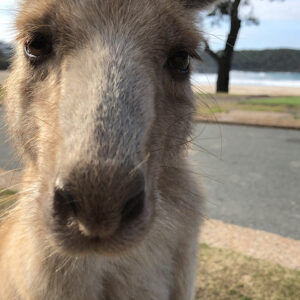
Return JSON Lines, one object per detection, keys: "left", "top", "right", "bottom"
{"left": 216, "top": 0, "right": 241, "bottom": 93}
{"left": 216, "top": 58, "right": 230, "bottom": 93}
{"left": 205, "top": 0, "right": 242, "bottom": 93}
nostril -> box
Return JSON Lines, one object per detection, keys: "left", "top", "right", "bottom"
{"left": 54, "top": 188, "right": 77, "bottom": 215}
{"left": 121, "top": 191, "right": 145, "bottom": 224}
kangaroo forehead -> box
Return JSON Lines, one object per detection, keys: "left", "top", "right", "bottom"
{"left": 16, "top": 0, "right": 200, "bottom": 52}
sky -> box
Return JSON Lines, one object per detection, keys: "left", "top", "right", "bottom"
{"left": 0, "top": 0, "right": 300, "bottom": 51}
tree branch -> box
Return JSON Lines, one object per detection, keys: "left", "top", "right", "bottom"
{"left": 204, "top": 41, "right": 220, "bottom": 63}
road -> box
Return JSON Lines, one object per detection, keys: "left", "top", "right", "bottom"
{"left": 0, "top": 108, "right": 18, "bottom": 170}
{"left": 189, "top": 123, "right": 300, "bottom": 240}
{"left": 0, "top": 107, "right": 299, "bottom": 239}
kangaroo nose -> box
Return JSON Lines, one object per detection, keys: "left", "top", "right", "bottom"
{"left": 54, "top": 188, "right": 77, "bottom": 215}
{"left": 121, "top": 190, "right": 145, "bottom": 225}
{"left": 53, "top": 171, "right": 146, "bottom": 239}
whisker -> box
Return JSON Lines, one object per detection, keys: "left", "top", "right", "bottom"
{"left": 128, "top": 153, "right": 150, "bottom": 177}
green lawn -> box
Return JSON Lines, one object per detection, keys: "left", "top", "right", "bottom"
{"left": 195, "top": 94, "right": 300, "bottom": 116}
{"left": 196, "top": 244, "right": 300, "bottom": 300}
{"left": 196, "top": 104, "right": 226, "bottom": 115}
{"left": 248, "top": 97, "right": 300, "bottom": 107}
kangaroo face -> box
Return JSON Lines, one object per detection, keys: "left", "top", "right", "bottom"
{"left": 5, "top": 0, "right": 211, "bottom": 255}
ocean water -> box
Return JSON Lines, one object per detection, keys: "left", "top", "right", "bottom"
{"left": 192, "top": 71, "right": 300, "bottom": 88}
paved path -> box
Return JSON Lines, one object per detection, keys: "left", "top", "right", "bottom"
{"left": 201, "top": 219, "right": 300, "bottom": 270}
{"left": 189, "top": 123, "right": 300, "bottom": 240}
{"left": 0, "top": 109, "right": 299, "bottom": 240}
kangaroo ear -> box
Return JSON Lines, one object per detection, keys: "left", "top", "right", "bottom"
{"left": 180, "top": 0, "right": 217, "bottom": 9}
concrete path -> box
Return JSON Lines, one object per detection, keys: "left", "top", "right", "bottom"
{"left": 201, "top": 219, "right": 300, "bottom": 270}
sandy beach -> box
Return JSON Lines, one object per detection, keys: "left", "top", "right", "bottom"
{"left": 1, "top": 70, "right": 300, "bottom": 96}
{"left": 194, "top": 84, "right": 300, "bottom": 96}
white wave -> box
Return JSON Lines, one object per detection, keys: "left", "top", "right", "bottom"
{"left": 192, "top": 71, "right": 300, "bottom": 88}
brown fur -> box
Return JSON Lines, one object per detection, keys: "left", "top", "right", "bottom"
{"left": 1, "top": 0, "right": 215, "bottom": 299}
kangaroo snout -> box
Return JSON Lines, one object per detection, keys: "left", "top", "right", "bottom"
{"left": 52, "top": 163, "right": 149, "bottom": 253}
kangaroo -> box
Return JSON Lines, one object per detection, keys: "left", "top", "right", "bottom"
{"left": 1, "top": 0, "right": 215, "bottom": 299}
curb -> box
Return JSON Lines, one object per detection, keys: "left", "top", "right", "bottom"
{"left": 194, "top": 117, "right": 300, "bottom": 130}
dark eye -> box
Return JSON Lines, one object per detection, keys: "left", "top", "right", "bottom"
{"left": 24, "top": 33, "right": 52, "bottom": 61}
{"left": 168, "top": 51, "right": 190, "bottom": 74}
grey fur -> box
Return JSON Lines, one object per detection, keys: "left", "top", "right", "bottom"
{"left": 0, "top": 0, "right": 216, "bottom": 299}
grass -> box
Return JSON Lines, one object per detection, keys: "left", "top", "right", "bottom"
{"left": 196, "top": 102, "right": 289, "bottom": 115}
{"left": 235, "top": 104, "right": 288, "bottom": 112}
{"left": 0, "top": 189, "right": 17, "bottom": 197}
{"left": 196, "top": 244, "right": 300, "bottom": 300}
{"left": 0, "top": 189, "right": 17, "bottom": 216}
{"left": 248, "top": 97, "right": 300, "bottom": 107}
{"left": 196, "top": 105, "right": 226, "bottom": 116}
{"left": 195, "top": 94, "right": 300, "bottom": 116}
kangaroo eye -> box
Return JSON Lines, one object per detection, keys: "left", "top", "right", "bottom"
{"left": 168, "top": 51, "right": 190, "bottom": 74}
{"left": 24, "top": 33, "right": 52, "bottom": 61}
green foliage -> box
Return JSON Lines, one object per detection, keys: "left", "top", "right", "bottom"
{"left": 196, "top": 49, "right": 300, "bottom": 73}
{"left": 207, "top": 0, "right": 259, "bottom": 25}
{"left": 232, "top": 49, "right": 300, "bottom": 72}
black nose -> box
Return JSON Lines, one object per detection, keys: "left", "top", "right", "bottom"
{"left": 54, "top": 188, "right": 77, "bottom": 216}
{"left": 53, "top": 168, "right": 146, "bottom": 238}
{"left": 121, "top": 190, "right": 145, "bottom": 225}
